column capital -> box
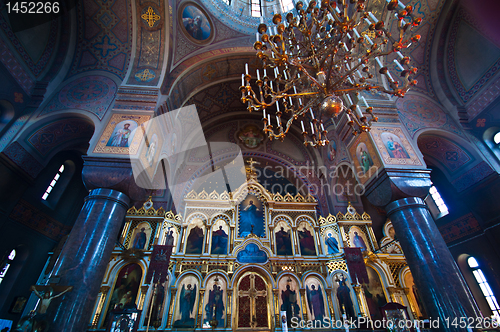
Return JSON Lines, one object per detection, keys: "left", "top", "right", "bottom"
{"left": 82, "top": 156, "right": 148, "bottom": 202}
{"left": 363, "top": 168, "right": 432, "bottom": 208}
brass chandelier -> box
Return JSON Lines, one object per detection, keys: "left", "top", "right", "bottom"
{"left": 241, "top": 0, "right": 422, "bottom": 147}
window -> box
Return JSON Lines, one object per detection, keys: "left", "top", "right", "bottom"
{"left": 42, "top": 164, "right": 64, "bottom": 201}
{"left": 280, "top": 0, "right": 294, "bottom": 12}
{"left": 0, "top": 249, "right": 16, "bottom": 284}
{"left": 251, "top": 0, "right": 261, "bottom": 17}
{"left": 429, "top": 185, "right": 448, "bottom": 216}
{"left": 494, "top": 131, "right": 500, "bottom": 145}
{"left": 468, "top": 257, "right": 500, "bottom": 321}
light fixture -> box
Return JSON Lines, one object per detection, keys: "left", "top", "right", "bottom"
{"left": 241, "top": 0, "right": 421, "bottom": 147}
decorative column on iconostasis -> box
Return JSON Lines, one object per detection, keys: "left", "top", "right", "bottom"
{"left": 273, "top": 289, "right": 280, "bottom": 326}
{"left": 300, "top": 289, "right": 308, "bottom": 321}
{"left": 91, "top": 285, "right": 110, "bottom": 329}
{"left": 197, "top": 289, "right": 205, "bottom": 327}
{"left": 341, "top": 110, "right": 481, "bottom": 331}
{"left": 226, "top": 289, "right": 233, "bottom": 328}
{"left": 352, "top": 282, "right": 369, "bottom": 318}
{"left": 166, "top": 288, "right": 177, "bottom": 327}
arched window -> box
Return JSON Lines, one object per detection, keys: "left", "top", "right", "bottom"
{"left": 468, "top": 257, "right": 500, "bottom": 320}
{"left": 251, "top": 0, "right": 262, "bottom": 17}
{"left": 279, "top": 0, "right": 294, "bottom": 12}
{"left": 42, "top": 164, "right": 65, "bottom": 201}
{"left": 42, "top": 160, "right": 76, "bottom": 208}
{"left": 493, "top": 131, "right": 500, "bottom": 145}
{"left": 425, "top": 184, "right": 449, "bottom": 219}
{"left": 0, "top": 249, "right": 16, "bottom": 284}
{"left": 429, "top": 185, "right": 448, "bottom": 216}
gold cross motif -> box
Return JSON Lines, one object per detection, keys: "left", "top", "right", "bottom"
{"left": 141, "top": 7, "right": 161, "bottom": 27}
{"left": 202, "top": 65, "right": 217, "bottom": 80}
{"left": 238, "top": 274, "right": 267, "bottom": 328}
{"left": 135, "top": 69, "right": 155, "bottom": 82}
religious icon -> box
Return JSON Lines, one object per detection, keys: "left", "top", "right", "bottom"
{"left": 356, "top": 143, "right": 373, "bottom": 174}
{"left": 306, "top": 283, "right": 325, "bottom": 321}
{"left": 335, "top": 274, "right": 356, "bottom": 319}
{"left": 351, "top": 230, "right": 368, "bottom": 252}
{"left": 107, "top": 121, "right": 138, "bottom": 147}
{"left": 211, "top": 222, "right": 228, "bottom": 255}
{"left": 9, "top": 296, "right": 27, "bottom": 314}
{"left": 165, "top": 227, "right": 175, "bottom": 246}
{"left": 364, "top": 266, "right": 387, "bottom": 321}
{"left": 279, "top": 278, "right": 300, "bottom": 327}
{"left": 181, "top": 5, "right": 211, "bottom": 41}
{"left": 238, "top": 195, "right": 265, "bottom": 238}
{"left": 327, "top": 139, "right": 336, "bottom": 162}
{"left": 381, "top": 132, "right": 409, "bottom": 159}
{"left": 173, "top": 276, "right": 198, "bottom": 328}
{"left": 31, "top": 285, "right": 73, "bottom": 315}
{"left": 132, "top": 228, "right": 147, "bottom": 250}
{"left": 275, "top": 224, "right": 293, "bottom": 256}
{"left": 204, "top": 278, "right": 225, "bottom": 328}
{"left": 297, "top": 223, "right": 316, "bottom": 256}
{"left": 236, "top": 243, "right": 268, "bottom": 263}
{"left": 237, "top": 124, "right": 264, "bottom": 149}
{"left": 325, "top": 232, "right": 340, "bottom": 255}
{"left": 185, "top": 225, "right": 204, "bottom": 254}
{"left": 104, "top": 264, "right": 142, "bottom": 327}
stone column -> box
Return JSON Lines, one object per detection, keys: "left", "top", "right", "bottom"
{"left": 45, "top": 188, "right": 130, "bottom": 332}
{"left": 386, "top": 197, "right": 480, "bottom": 330}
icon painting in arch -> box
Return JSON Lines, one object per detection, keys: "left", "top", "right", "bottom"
{"left": 238, "top": 194, "right": 265, "bottom": 238}
{"left": 211, "top": 219, "right": 229, "bottom": 255}
{"left": 275, "top": 221, "right": 293, "bottom": 256}
{"left": 129, "top": 222, "right": 152, "bottom": 250}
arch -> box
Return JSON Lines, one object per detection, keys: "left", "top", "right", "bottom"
{"left": 330, "top": 270, "right": 358, "bottom": 320}
{"left": 230, "top": 264, "right": 275, "bottom": 289}
{"left": 101, "top": 262, "right": 145, "bottom": 328}
{"left": 233, "top": 268, "right": 273, "bottom": 328}
{"left": 16, "top": 113, "right": 96, "bottom": 165}
{"left": 172, "top": 272, "right": 202, "bottom": 328}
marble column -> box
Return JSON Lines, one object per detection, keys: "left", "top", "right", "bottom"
{"left": 386, "top": 197, "right": 480, "bottom": 331}
{"left": 45, "top": 188, "right": 130, "bottom": 332}
{"left": 363, "top": 169, "right": 480, "bottom": 331}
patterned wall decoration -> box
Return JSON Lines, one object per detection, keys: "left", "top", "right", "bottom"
{"left": 27, "top": 118, "right": 95, "bottom": 157}
{"left": 0, "top": 11, "right": 58, "bottom": 78}
{"left": 9, "top": 199, "right": 71, "bottom": 241}
{"left": 450, "top": 161, "right": 495, "bottom": 193}
{"left": 39, "top": 76, "right": 118, "bottom": 120}
{"left": 69, "top": 0, "right": 132, "bottom": 78}
{"left": 2, "top": 141, "right": 44, "bottom": 179}
{"left": 466, "top": 76, "right": 500, "bottom": 120}
{"left": 93, "top": 113, "right": 151, "bottom": 155}
{"left": 0, "top": 41, "right": 35, "bottom": 94}
{"left": 164, "top": 49, "right": 252, "bottom": 104}
{"left": 125, "top": 1, "right": 165, "bottom": 86}
{"left": 438, "top": 213, "right": 481, "bottom": 243}
{"left": 446, "top": 7, "right": 500, "bottom": 104}
{"left": 371, "top": 127, "right": 423, "bottom": 166}
{"left": 396, "top": 94, "right": 464, "bottom": 138}
{"left": 417, "top": 135, "right": 473, "bottom": 173}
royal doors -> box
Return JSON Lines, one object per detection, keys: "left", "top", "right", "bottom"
{"left": 236, "top": 272, "right": 270, "bottom": 329}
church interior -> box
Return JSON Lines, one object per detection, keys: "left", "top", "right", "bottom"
{"left": 0, "top": 0, "right": 499, "bottom": 331}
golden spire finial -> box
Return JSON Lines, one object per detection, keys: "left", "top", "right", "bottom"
{"left": 245, "top": 158, "right": 260, "bottom": 179}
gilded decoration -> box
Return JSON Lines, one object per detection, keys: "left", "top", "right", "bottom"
{"left": 92, "top": 171, "right": 417, "bottom": 330}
